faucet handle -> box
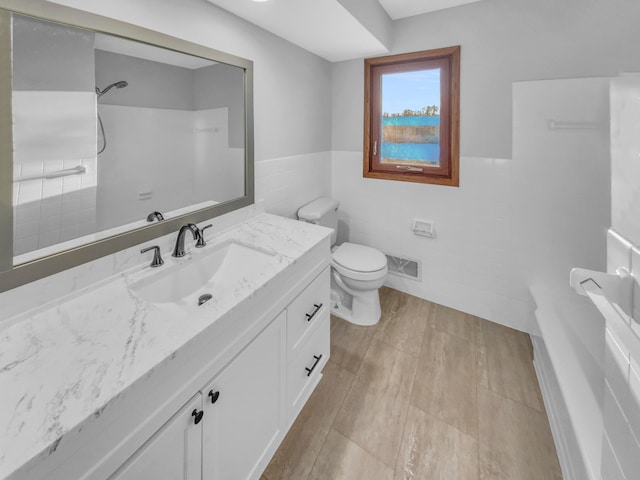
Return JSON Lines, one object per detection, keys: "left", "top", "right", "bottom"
{"left": 146, "top": 211, "right": 164, "bottom": 222}
{"left": 141, "top": 245, "right": 164, "bottom": 267}
{"left": 196, "top": 224, "right": 213, "bottom": 248}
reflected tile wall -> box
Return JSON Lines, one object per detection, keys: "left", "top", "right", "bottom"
{"left": 12, "top": 91, "right": 98, "bottom": 256}
{"left": 602, "top": 224, "right": 640, "bottom": 478}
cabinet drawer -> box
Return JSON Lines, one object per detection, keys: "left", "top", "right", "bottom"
{"left": 287, "top": 268, "right": 329, "bottom": 353}
{"left": 287, "top": 314, "right": 330, "bottom": 421}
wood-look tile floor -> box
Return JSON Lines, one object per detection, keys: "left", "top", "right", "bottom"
{"left": 263, "top": 287, "right": 562, "bottom": 480}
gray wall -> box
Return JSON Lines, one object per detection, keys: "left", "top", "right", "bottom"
{"left": 194, "top": 63, "right": 245, "bottom": 148}
{"left": 337, "top": 0, "right": 392, "bottom": 49}
{"left": 53, "top": 0, "right": 332, "bottom": 161}
{"left": 13, "top": 13, "right": 94, "bottom": 91}
{"left": 96, "top": 51, "right": 245, "bottom": 147}
{"left": 95, "top": 49, "right": 194, "bottom": 109}
{"left": 332, "top": 0, "right": 640, "bottom": 159}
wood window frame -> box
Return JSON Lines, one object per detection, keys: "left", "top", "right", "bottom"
{"left": 363, "top": 46, "right": 460, "bottom": 187}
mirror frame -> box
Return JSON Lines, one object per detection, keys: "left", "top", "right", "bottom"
{"left": 0, "top": 0, "right": 254, "bottom": 293}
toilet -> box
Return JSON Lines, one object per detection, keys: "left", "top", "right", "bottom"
{"left": 297, "top": 197, "right": 388, "bottom": 326}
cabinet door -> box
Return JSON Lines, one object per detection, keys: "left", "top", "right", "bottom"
{"left": 109, "top": 394, "right": 203, "bottom": 480}
{"left": 202, "top": 312, "right": 286, "bottom": 480}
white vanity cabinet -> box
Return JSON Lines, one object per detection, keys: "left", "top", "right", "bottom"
{"left": 104, "top": 270, "right": 329, "bottom": 480}
{"left": 202, "top": 311, "right": 286, "bottom": 480}
{"left": 285, "top": 268, "right": 331, "bottom": 425}
{"left": 10, "top": 229, "right": 332, "bottom": 480}
{"left": 109, "top": 394, "right": 203, "bottom": 480}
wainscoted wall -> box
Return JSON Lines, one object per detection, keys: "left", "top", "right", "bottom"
{"left": 331, "top": 151, "right": 535, "bottom": 331}
{"left": 255, "top": 152, "right": 332, "bottom": 219}
{"left": 610, "top": 76, "right": 640, "bottom": 249}
{"left": 600, "top": 231, "right": 640, "bottom": 480}
{"left": 598, "top": 74, "right": 640, "bottom": 480}
{"left": 331, "top": 76, "right": 610, "bottom": 337}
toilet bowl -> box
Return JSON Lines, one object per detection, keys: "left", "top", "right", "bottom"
{"left": 297, "top": 198, "right": 388, "bottom": 326}
{"left": 330, "top": 242, "right": 387, "bottom": 325}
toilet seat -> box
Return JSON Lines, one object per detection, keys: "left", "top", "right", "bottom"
{"left": 332, "top": 242, "right": 387, "bottom": 281}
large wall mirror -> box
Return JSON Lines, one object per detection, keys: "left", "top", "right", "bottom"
{"left": 0, "top": 1, "right": 254, "bottom": 293}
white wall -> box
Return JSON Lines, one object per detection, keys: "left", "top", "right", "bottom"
{"left": 333, "top": 76, "right": 610, "bottom": 333}
{"left": 256, "top": 152, "right": 332, "bottom": 219}
{"left": 517, "top": 78, "right": 609, "bottom": 477}
{"left": 330, "top": 0, "right": 640, "bottom": 332}
{"left": 601, "top": 76, "right": 640, "bottom": 480}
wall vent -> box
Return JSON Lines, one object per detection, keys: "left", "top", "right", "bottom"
{"left": 385, "top": 254, "right": 421, "bottom": 281}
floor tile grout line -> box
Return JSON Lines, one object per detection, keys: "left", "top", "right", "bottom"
{"left": 391, "top": 341, "right": 430, "bottom": 476}
{"left": 415, "top": 300, "right": 437, "bottom": 359}
{"left": 304, "top": 425, "right": 332, "bottom": 479}
{"left": 306, "top": 361, "right": 356, "bottom": 480}
{"left": 480, "top": 331, "right": 546, "bottom": 413}
{"left": 330, "top": 329, "right": 416, "bottom": 472}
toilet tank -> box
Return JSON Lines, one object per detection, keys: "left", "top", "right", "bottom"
{"left": 297, "top": 197, "right": 340, "bottom": 246}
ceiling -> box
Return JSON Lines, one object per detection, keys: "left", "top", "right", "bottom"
{"left": 378, "top": 0, "right": 482, "bottom": 20}
{"left": 204, "top": 0, "right": 482, "bottom": 62}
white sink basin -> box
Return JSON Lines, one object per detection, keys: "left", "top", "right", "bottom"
{"left": 129, "top": 240, "right": 278, "bottom": 305}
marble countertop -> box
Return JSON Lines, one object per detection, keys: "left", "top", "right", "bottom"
{"left": 0, "top": 213, "right": 331, "bottom": 479}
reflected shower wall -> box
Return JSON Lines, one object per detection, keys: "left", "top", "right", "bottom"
{"left": 96, "top": 105, "right": 243, "bottom": 231}
{"left": 12, "top": 91, "right": 98, "bottom": 256}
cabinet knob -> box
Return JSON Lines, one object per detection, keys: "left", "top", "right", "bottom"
{"left": 208, "top": 390, "right": 220, "bottom": 404}
{"left": 192, "top": 409, "right": 204, "bottom": 424}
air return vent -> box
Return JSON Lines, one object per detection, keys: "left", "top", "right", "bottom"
{"left": 385, "top": 254, "right": 421, "bottom": 281}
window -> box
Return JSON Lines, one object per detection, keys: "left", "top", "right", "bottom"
{"left": 363, "top": 46, "right": 460, "bottom": 186}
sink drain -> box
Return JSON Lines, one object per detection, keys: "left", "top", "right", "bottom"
{"left": 198, "top": 293, "right": 213, "bottom": 306}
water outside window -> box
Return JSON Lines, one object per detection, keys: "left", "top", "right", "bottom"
{"left": 380, "top": 68, "right": 441, "bottom": 166}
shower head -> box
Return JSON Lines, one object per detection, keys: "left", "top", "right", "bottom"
{"left": 96, "top": 80, "right": 128, "bottom": 98}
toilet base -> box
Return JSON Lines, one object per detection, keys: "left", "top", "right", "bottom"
{"left": 330, "top": 286, "right": 381, "bottom": 326}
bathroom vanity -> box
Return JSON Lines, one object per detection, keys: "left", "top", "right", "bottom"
{"left": 0, "top": 3, "right": 334, "bottom": 477}
{"left": 0, "top": 213, "right": 332, "bottom": 480}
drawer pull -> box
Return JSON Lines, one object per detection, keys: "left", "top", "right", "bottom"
{"left": 305, "top": 303, "right": 323, "bottom": 322}
{"left": 305, "top": 354, "right": 323, "bottom": 377}
{"left": 192, "top": 409, "right": 204, "bottom": 425}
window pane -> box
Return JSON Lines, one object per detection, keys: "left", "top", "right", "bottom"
{"left": 380, "top": 68, "right": 440, "bottom": 166}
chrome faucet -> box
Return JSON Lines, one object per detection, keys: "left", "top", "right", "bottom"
{"left": 172, "top": 224, "right": 202, "bottom": 257}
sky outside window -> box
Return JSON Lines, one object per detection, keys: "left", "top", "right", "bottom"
{"left": 381, "top": 68, "right": 440, "bottom": 115}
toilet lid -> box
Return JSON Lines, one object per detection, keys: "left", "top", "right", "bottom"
{"left": 332, "top": 242, "right": 387, "bottom": 273}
